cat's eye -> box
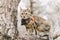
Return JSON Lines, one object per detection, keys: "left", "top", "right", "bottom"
{"left": 26, "top": 13, "right": 27, "bottom": 14}
{"left": 21, "top": 13, "right": 23, "bottom": 15}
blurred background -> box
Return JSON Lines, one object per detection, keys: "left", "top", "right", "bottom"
{"left": 0, "top": 0, "right": 60, "bottom": 40}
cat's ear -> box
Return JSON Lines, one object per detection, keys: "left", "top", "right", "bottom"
{"left": 27, "top": 6, "right": 33, "bottom": 14}
{"left": 27, "top": 7, "right": 31, "bottom": 12}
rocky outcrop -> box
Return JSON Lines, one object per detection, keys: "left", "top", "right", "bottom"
{"left": 0, "top": 0, "right": 60, "bottom": 40}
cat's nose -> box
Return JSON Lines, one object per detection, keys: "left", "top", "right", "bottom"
{"left": 23, "top": 16, "right": 25, "bottom": 18}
